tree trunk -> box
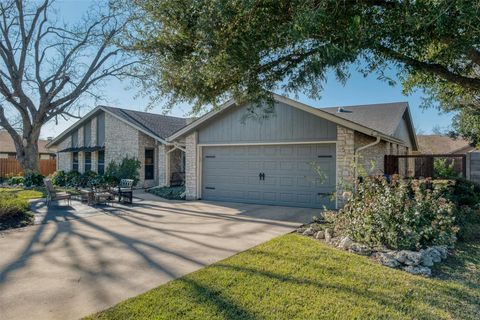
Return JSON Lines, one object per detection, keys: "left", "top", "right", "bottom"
{"left": 16, "top": 142, "right": 40, "bottom": 172}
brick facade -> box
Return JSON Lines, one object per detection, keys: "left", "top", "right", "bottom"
{"left": 54, "top": 111, "right": 182, "bottom": 189}
{"left": 185, "top": 132, "right": 198, "bottom": 200}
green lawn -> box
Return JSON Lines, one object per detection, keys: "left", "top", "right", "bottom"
{"left": 0, "top": 187, "right": 44, "bottom": 200}
{"left": 87, "top": 234, "right": 480, "bottom": 320}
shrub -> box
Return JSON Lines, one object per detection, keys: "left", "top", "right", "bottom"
{"left": 50, "top": 171, "right": 67, "bottom": 187}
{"left": 7, "top": 175, "right": 24, "bottom": 186}
{"left": 434, "top": 158, "right": 459, "bottom": 179}
{"left": 331, "top": 176, "right": 458, "bottom": 250}
{"left": 105, "top": 157, "right": 141, "bottom": 185}
{"left": 79, "top": 171, "right": 98, "bottom": 187}
{"left": 148, "top": 186, "right": 185, "bottom": 200}
{"left": 23, "top": 170, "right": 44, "bottom": 187}
{"left": 65, "top": 171, "right": 81, "bottom": 187}
{"left": 0, "top": 192, "right": 33, "bottom": 230}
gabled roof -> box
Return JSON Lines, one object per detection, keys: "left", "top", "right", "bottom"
{"left": 101, "top": 106, "right": 187, "bottom": 141}
{"left": 321, "top": 102, "right": 407, "bottom": 137}
{"left": 47, "top": 106, "right": 187, "bottom": 147}
{"left": 417, "top": 135, "right": 474, "bottom": 154}
{"left": 0, "top": 130, "right": 56, "bottom": 154}
{"left": 168, "top": 93, "right": 417, "bottom": 149}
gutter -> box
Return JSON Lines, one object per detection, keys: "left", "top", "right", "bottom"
{"left": 353, "top": 133, "right": 381, "bottom": 184}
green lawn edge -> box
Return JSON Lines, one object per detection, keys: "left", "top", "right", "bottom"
{"left": 87, "top": 234, "right": 480, "bottom": 320}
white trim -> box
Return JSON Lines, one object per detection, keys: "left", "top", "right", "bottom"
{"left": 197, "top": 140, "right": 338, "bottom": 147}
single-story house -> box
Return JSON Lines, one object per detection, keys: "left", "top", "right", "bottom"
{"left": 168, "top": 94, "right": 418, "bottom": 209}
{"left": 47, "top": 94, "right": 417, "bottom": 208}
{"left": 0, "top": 130, "right": 56, "bottom": 159}
{"left": 46, "top": 106, "right": 187, "bottom": 188}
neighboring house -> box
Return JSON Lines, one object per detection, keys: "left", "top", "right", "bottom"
{"left": 168, "top": 94, "right": 418, "bottom": 209}
{"left": 0, "top": 130, "right": 56, "bottom": 159}
{"left": 417, "top": 135, "right": 475, "bottom": 154}
{"left": 46, "top": 106, "right": 187, "bottom": 188}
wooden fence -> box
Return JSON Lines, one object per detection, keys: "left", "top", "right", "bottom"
{"left": 384, "top": 154, "right": 466, "bottom": 178}
{"left": 0, "top": 158, "right": 56, "bottom": 177}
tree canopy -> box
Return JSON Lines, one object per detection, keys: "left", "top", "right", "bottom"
{"left": 0, "top": 0, "right": 139, "bottom": 170}
{"left": 128, "top": 0, "right": 480, "bottom": 114}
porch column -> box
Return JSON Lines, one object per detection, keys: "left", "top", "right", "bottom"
{"left": 185, "top": 132, "right": 198, "bottom": 200}
{"left": 158, "top": 144, "right": 167, "bottom": 187}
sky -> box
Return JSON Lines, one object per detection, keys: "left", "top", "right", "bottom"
{"left": 40, "top": 0, "right": 454, "bottom": 139}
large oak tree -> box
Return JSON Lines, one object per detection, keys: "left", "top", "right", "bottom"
{"left": 0, "top": 0, "right": 138, "bottom": 171}
{"left": 128, "top": 0, "right": 480, "bottom": 115}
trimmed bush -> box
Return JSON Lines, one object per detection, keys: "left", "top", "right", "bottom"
{"left": 7, "top": 175, "right": 24, "bottom": 185}
{"left": 105, "top": 157, "right": 141, "bottom": 186}
{"left": 148, "top": 186, "right": 185, "bottom": 200}
{"left": 0, "top": 192, "right": 32, "bottom": 230}
{"left": 23, "top": 170, "right": 44, "bottom": 187}
{"left": 50, "top": 170, "right": 67, "bottom": 187}
{"left": 331, "top": 176, "right": 458, "bottom": 250}
{"left": 65, "top": 171, "right": 81, "bottom": 187}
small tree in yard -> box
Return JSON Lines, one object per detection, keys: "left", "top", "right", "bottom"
{"left": 0, "top": 0, "right": 139, "bottom": 171}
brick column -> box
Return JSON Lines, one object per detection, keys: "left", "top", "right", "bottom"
{"left": 336, "top": 126, "right": 355, "bottom": 208}
{"left": 158, "top": 144, "right": 167, "bottom": 186}
{"left": 185, "top": 132, "right": 198, "bottom": 200}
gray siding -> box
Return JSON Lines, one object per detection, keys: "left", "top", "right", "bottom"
{"left": 198, "top": 101, "right": 337, "bottom": 144}
{"left": 394, "top": 115, "right": 413, "bottom": 148}
{"left": 97, "top": 112, "right": 105, "bottom": 146}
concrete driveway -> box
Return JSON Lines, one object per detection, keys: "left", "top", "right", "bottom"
{"left": 0, "top": 194, "right": 317, "bottom": 320}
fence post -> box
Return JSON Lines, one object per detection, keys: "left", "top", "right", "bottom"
{"left": 465, "top": 153, "right": 471, "bottom": 180}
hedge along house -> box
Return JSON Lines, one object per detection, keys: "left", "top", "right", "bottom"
{"left": 168, "top": 94, "right": 418, "bottom": 209}
{"left": 46, "top": 106, "right": 187, "bottom": 188}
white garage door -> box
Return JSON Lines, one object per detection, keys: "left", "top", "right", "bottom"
{"left": 201, "top": 144, "right": 336, "bottom": 208}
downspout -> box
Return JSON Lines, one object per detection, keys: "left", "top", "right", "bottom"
{"left": 353, "top": 133, "right": 381, "bottom": 185}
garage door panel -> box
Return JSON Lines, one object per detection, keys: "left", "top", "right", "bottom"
{"left": 202, "top": 144, "right": 335, "bottom": 208}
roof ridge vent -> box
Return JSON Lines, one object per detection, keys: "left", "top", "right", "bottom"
{"left": 337, "top": 107, "right": 352, "bottom": 113}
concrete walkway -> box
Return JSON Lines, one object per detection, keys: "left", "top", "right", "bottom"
{"left": 0, "top": 193, "right": 317, "bottom": 320}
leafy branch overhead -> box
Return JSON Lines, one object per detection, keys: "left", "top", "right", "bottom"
{"left": 0, "top": 0, "right": 141, "bottom": 170}
{"left": 129, "top": 0, "right": 480, "bottom": 113}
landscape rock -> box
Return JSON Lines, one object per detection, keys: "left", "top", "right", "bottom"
{"left": 324, "top": 228, "right": 333, "bottom": 243}
{"left": 428, "top": 248, "right": 442, "bottom": 263}
{"left": 376, "top": 252, "right": 400, "bottom": 268}
{"left": 431, "top": 246, "right": 448, "bottom": 259}
{"left": 349, "top": 243, "right": 372, "bottom": 256}
{"left": 396, "top": 251, "right": 422, "bottom": 266}
{"left": 338, "top": 236, "right": 353, "bottom": 250}
{"left": 420, "top": 253, "right": 434, "bottom": 267}
{"left": 403, "top": 266, "right": 432, "bottom": 277}
{"left": 296, "top": 227, "right": 306, "bottom": 234}
{"left": 315, "top": 230, "right": 325, "bottom": 239}
{"left": 302, "top": 227, "right": 315, "bottom": 236}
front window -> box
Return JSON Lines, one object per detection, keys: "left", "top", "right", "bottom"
{"left": 145, "top": 149, "right": 154, "bottom": 180}
{"left": 97, "top": 150, "right": 105, "bottom": 174}
{"left": 85, "top": 152, "right": 92, "bottom": 172}
{"left": 72, "top": 152, "right": 79, "bottom": 171}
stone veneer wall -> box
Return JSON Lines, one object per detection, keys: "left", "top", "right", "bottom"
{"left": 104, "top": 112, "right": 139, "bottom": 167}
{"left": 185, "top": 132, "right": 198, "bottom": 200}
{"left": 138, "top": 131, "right": 158, "bottom": 188}
{"left": 336, "top": 126, "right": 355, "bottom": 208}
{"left": 354, "top": 132, "right": 389, "bottom": 176}
{"left": 158, "top": 144, "right": 167, "bottom": 186}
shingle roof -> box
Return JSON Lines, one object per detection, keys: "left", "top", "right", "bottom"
{"left": 0, "top": 130, "right": 56, "bottom": 154}
{"left": 100, "top": 106, "right": 187, "bottom": 140}
{"left": 417, "top": 135, "right": 474, "bottom": 154}
{"left": 320, "top": 102, "right": 408, "bottom": 137}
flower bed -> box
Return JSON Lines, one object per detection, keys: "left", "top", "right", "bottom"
{"left": 298, "top": 176, "right": 480, "bottom": 276}
{"left": 147, "top": 186, "right": 185, "bottom": 200}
